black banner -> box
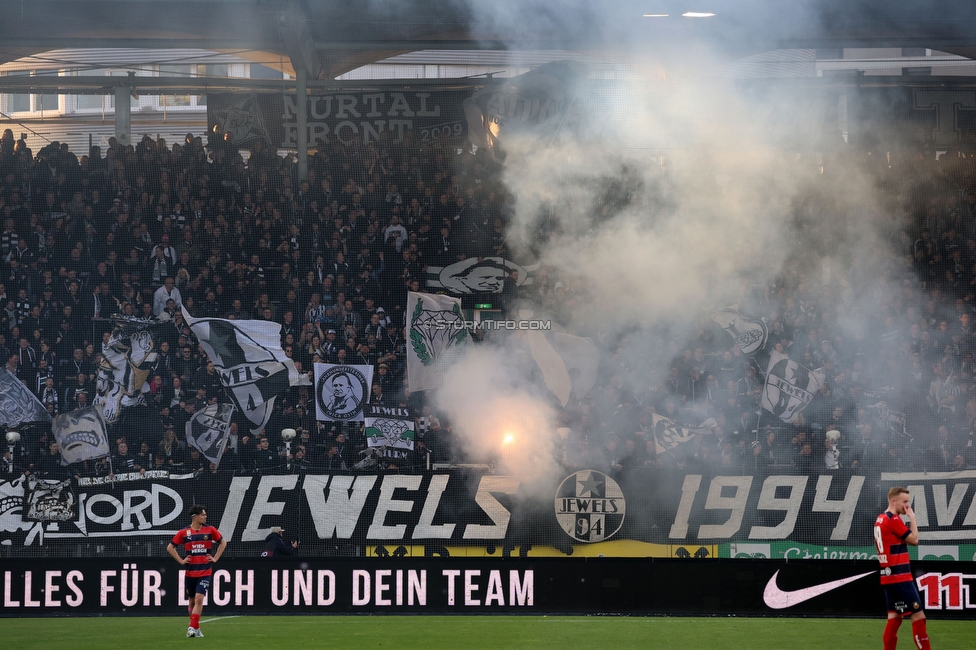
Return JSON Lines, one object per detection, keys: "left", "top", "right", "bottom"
{"left": 2, "top": 469, "right": 975, "bottom": 557}
{"left": 0, "top": 557, "right": 973, "bottom": 617}
{"left": 207, "top": 91, "right": 470, "bottom": 150}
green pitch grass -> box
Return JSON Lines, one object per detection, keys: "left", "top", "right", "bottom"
{"left": 5, "top": 616, "right": 975, "bottom": 649}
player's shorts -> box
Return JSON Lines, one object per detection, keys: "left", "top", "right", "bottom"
{"left": 185, "top": 575, "right": 212, "bottom": 598}
{"left": 883, "top": 581, "right": 923, "bottom": 615}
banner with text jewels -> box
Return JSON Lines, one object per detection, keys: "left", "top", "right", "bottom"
{"left": 2, "top": 468, "right": 975, "bottom": 565}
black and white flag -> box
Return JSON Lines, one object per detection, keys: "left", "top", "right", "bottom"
{"left": 0, "top": 367, "right": 51, "bottom": 426}
{"left": 52, "top": 405, "right": 111, "bottom": 465}
{"left": 711, "top": 307, "right": 768, "bottom": 356}
{"left": 183, "top": 307, "right": 310, "bottom": 434}
{"left": 761, "top": 350, "right": 825, "bottom": 423}
{"left": 23, "top": 474, "right": 75, "bottom": 522}
{"left": 314, "top": 363, "right": 373, "bottom": 422}
{"left": 185, "top": 403, "right": 235, "bottom": 467}
{"left": 94, "top": 322, "right": 160, "bottom": 423}
{"left": 652, "top": 413, "right": 718, "bottom": 457}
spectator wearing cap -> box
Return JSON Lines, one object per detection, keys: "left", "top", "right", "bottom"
{"left": 260, "top": 527, "right": 298, "bottom": 558}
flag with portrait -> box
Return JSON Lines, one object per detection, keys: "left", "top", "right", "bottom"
{"left": 314, "top": 363, "right": 373, "bottom": 422}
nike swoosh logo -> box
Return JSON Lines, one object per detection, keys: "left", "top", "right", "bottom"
{"left": 763, "top": 569, "right": 876, "bottom": 609}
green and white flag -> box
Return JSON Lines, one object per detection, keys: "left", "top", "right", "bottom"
{"left": 364, "top": 405, "right": 415, "bottom": 450}
{"left": 406, "top": 291, "right": 467, "bottom": 392}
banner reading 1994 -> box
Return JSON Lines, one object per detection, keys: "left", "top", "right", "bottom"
{"left": 3, "top": 469, "right": 975, "bottom": 560}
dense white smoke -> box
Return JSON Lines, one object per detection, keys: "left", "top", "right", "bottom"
{"left": 433, "top": 47, "right": 903, "bottom": 484}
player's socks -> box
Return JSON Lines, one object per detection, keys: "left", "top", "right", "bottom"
{"left": 911, "top": 619, "right": 931, "bottom": 650}
{"left": 883, "top": 617, "right": 901, "bottom": 650}
{"left": 190, "top": 613, "right": 200, "bottom": 629}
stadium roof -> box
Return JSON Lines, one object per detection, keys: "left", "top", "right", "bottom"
{"left": 0, "top": 0, "right": 973, "bottom": 79}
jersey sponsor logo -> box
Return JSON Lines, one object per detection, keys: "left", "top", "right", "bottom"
{"left": 762, "top": 569, "right": 876, "bottom": 609}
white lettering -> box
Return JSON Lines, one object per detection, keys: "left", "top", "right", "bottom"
{"left": 408, "top": 570, "right": 426, "bottom": 606}
{"left": 697, "top": 476, "right": 752, "bottom": 538}
{"left": 304, "top": 475, "right": 376, "bottom": 539}
{"left": 485, "top": 570, "right": 504, "bottom": 606}
{"left": 44, "top": 571, "right": 61, "bottom": 607}
{"left": 509, "top": 570, "right": 533, "bottom": 606}
{"left": 294, "top": 570, "right": 313, "bottom": 606}
{"left": 212, "top": 569, "right": 231, "bottom": 607}
{"left": 813, "top": 475, "right": 865, "bottom": 539}
{"left": 4, "top": 571, "right": 20, "bottom": 607}
{"left": 375, "top": 569, "right": 392, "bottom": 606}
{"left": 368, "top": 475, "right": 421, "bottom": 539}
{"left": 463, "top": 476, "right": 519, "bottom": 539}
{"left": 242, "top": 475, "right": 299, "bottom": 542}
{"left": 669, "top": 474, "right": 702, "bottom": 538}
{"left": 352, "top": 570, "right": 370, "bottom": 606}
{"left": 271, "top": 570, "right": 289, "bottom": 607}
{"left": 99, "top": 570, "right": 116, "bottom": 607}
{"left": 236, "top": 570, "right": 254, "bottom": 606}
{"left": 749, "top": 476, "right": 808, "bottom": 539}
{"left": 65, "top": 570, "right": 84, "bottom": 607}
{"left": 443, "top": 569, "right": 460, "bottom": 606}
{"left": 317, "top": 570, "right": 335, "bottom": 606}
{"left": 464, "top": 570, "right": 481, "bottom": 606}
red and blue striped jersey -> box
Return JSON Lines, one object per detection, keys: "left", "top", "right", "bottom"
{"left": 874, "top": 511, "right": 913, "bottom": 585}
{"left": 171, "top": 525, "right": 223, "bottom": 578}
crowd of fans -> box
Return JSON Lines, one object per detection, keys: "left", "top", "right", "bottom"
{"left": 0, "top": 123, "right": 975, "bottom": 485}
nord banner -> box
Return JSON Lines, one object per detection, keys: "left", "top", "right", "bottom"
{"left": 0, "top": 558, "right": 973, "bottom": 618}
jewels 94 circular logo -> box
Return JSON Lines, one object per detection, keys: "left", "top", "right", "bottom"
{"left": 554, "top": 470, "right": 625, "bottom": 543}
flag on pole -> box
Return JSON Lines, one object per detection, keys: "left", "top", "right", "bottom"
{"left": 314, "top": 363, "right": 373, "bottom": 421}
{"left": 94, "top": 324, "right": 160, "bottom": 423}
{"left": 651, "top": 413, "right": 718, "bottom": 456}
{"left": 524, "top": 331, "right": 600, "bottom": 407}
{"left": 185, "top": 403, "right": 235, "bottom": 467}
{"left": 52, "top": 405, "right": 111, "bottom": 466}
{"left": 761, "top": 350, "right": 825, "bottom": 423}
{"left": 364, "top": 405, "right": 415, "bottom": 450}
{"left": 711, "top": 307, "right": 769, "bottom": 356}
{"left": 182, "top": 307, "right": 310, "bottom": 434}
{"left": 0, "top": 367, "right": 51, "bottom": 426}
{"left": 407, "top": 291, "right": 467, "bottom": 392}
